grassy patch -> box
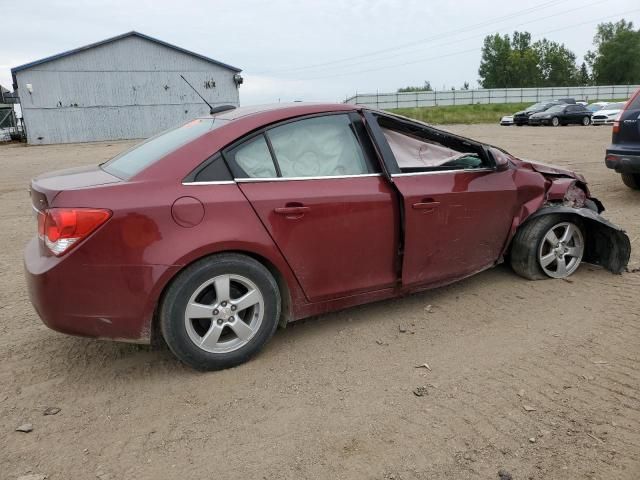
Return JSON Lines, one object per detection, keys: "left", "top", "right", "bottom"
{"left": 390, "top": 99, "right": 628, "bottom": 125}
{"left": 390, "top": 103, "right": 528, "bottom": 125}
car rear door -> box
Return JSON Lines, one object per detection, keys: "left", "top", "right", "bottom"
{"left": 566, "top": 105, "right": 585, "bottom": 123}
{"left": 226, "top": 113, "right": 399, "bottom": 302}
{"left": 364, "top": 111, "right": 520, "bottom": 288}
{"left": 564, "top": 105, "right": 576, "bottom": 123}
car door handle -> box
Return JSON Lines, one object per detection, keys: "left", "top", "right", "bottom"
{"left": 274, "top": 205, "right": 310, "bottom": 217}
{"left": 412, "top": 199, "right": 440, "bottom": 210}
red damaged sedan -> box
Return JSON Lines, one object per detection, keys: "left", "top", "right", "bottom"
{"left": 25, "top": 103, "right": 631, "bottom": 370}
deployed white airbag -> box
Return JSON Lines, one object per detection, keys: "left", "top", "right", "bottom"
{"left": 382, "top": 128, "right": 470, "bottom": 168}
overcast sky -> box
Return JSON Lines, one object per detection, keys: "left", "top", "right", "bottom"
{"left": 2, "top": 0, "right": 639, "bottom": 104}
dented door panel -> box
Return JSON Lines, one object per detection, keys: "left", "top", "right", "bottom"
{"left": 395, "top": 169, "right": 519, "bottom": 287}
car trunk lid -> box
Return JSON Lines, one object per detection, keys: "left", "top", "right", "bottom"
{"left": 30, "top": 165, "right": 121, "bottom": 210}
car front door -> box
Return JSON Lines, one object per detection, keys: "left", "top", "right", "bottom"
{"left": 226, "top": 113, "right": 400, "bottom": 302}
{"left": 364, "top": 111, "right": 520, "bottom": 288}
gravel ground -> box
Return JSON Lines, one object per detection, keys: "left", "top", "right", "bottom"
{"left": 1, "top": 124, "right": 639, "bottom": 480}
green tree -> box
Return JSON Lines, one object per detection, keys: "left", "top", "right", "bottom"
{"left": 533, "top": 39, "right": 578, "bottom": 86}
{"left": 478, "top": 34, "right": 513, "bottom": 88}
{"left": 578, "top": 62, "right": 590, "bottom": 86}
{"left": 586, "top": 20, "right": 640, "bottom": 84}
{"left": 508, "top": 32, "right": 542, "bottom": 87}
{"left": 478, "top": 31, "right": 582, "bottom": 88}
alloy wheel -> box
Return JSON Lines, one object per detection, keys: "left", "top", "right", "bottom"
{"left": 551, "top": 117, "right": 559, "bottom": 127}
{"left": 184, "top": 274, "right": 264, "bottom": 353}
{"left": 538, "top": 222, "right": 584, "bottom": 278}
{"left": 582, "top": 116, "right": 590, "bottom": 126}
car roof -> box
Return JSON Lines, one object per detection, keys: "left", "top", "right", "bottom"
{"left": 209, "top": 102, "right": 359, "bottom": 122}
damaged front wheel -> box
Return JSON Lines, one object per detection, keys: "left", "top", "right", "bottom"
{"left": 510, "top": 214, "right": 585, "bottom": 280}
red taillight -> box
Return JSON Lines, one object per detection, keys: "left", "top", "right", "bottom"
{"left": 37, "top": 208, "right": 111, "bottom": 256}
{"left": 612, "top": 120, "right": 620, "bottom": 134}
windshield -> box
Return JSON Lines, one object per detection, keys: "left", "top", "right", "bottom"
{"left": 546, "top": 105, "right": 565, "bottom": 113}
{"left": 525, "top": 103, "right": 546, "bottom": 111}
{"left": 102, "top": 118, "right": 227, "bottom": 179}
{"left": 604, "top": 102, "right": 625, "bottom": 110}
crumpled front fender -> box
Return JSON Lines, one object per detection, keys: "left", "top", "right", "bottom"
{"left": 528, "top": 205, "right": 631, "bottom": 274}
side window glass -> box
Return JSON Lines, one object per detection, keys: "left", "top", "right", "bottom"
{"left": 227, "top": 135, "right": 277, "bottom": 178}
{"left": 266, "top": 115, "right": 371, "bottom": 178}
{"left": 193, "top": 155, "right": 233, "bottom": 182}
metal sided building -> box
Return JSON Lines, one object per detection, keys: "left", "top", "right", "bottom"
{"left": 11, "top": 31, "right": 242, "bottom": 144}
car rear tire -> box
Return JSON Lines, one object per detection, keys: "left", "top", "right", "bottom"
{"left": 510, "top": 214, "right": 585, "bottom": 280}
{"left": 551, "top": 117, "right": 560, "bottom": 127}
{"left": 160, "top": 253, "right": 281, "bottom": 371}
{"left": 621, "top": 173, "right": 640, "bottom": 190}
{"left": 582, "top": 116, "right": 591, "bottom": 126}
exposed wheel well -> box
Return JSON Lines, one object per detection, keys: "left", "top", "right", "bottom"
{"left": 507, "top": 208, "right": 630, "bottom": 275}
{"left": 150, "top": 250, "right": 292, "bottom": 348}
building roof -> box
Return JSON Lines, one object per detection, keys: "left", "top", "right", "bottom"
{"left": 11, "top": 31, "right": 242, "bottom": 80}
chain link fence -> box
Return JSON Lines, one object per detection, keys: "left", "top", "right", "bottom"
{"left": 344, "top": 85, "right": 640, "bottom": 109}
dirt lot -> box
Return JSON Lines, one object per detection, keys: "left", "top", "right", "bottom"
{"left": 1, "top": 124, "right": 639, "bottom": 480}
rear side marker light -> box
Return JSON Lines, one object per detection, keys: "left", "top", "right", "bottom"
{"left": 612, "top": 120, "right": 620, "bottom": 134}
{"left": 37, "top": 208, "right": 111, "bottom": 256}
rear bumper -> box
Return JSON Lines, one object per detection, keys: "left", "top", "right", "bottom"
{"left": 605, "top": 149, "right": 640, "bottom": 173}
{"left": 24, "top": 237, "right": 179, "bottom": 343}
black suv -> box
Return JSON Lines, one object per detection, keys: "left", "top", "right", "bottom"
{"left": 513, "top": 98, "right": 575, "bottom": 126}
{"left": 605, "top": 89, "right": 640, "bottom": 190}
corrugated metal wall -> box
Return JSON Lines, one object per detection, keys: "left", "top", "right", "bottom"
{"left": 16, "top": 36, "right": 240, "bottom": 144}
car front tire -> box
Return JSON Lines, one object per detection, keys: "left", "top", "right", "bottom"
{"left": 582, "top": 116, "right": 591, "bottom": 126}
{"left": 621, "top": 173, "right": 640, "bottom": 190}
{"left": 160, "top": 253, "right": 281, "bottom": 371}
{"left": 510, "top": 214, "right": 585, "bottom": 280}
{"left": 551, "top": 117, "right": 560, "bottom": 127}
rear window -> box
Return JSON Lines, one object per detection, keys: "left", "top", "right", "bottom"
{"left": 102, "top": 118, "right": 226, "bottom": 179}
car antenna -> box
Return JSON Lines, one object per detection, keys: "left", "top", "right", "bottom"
{"left": 180, "top": 74, "right": 217, "bottom": 115}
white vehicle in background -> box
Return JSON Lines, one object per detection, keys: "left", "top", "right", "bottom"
{"left": 591, "top": 102, "right": 626, "bottom": 125}
{"left": 500, "top": 115, "right": 514, "bottom": 126}
{"left": 587, "top": 101, "right": 610, "bottom": 112}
